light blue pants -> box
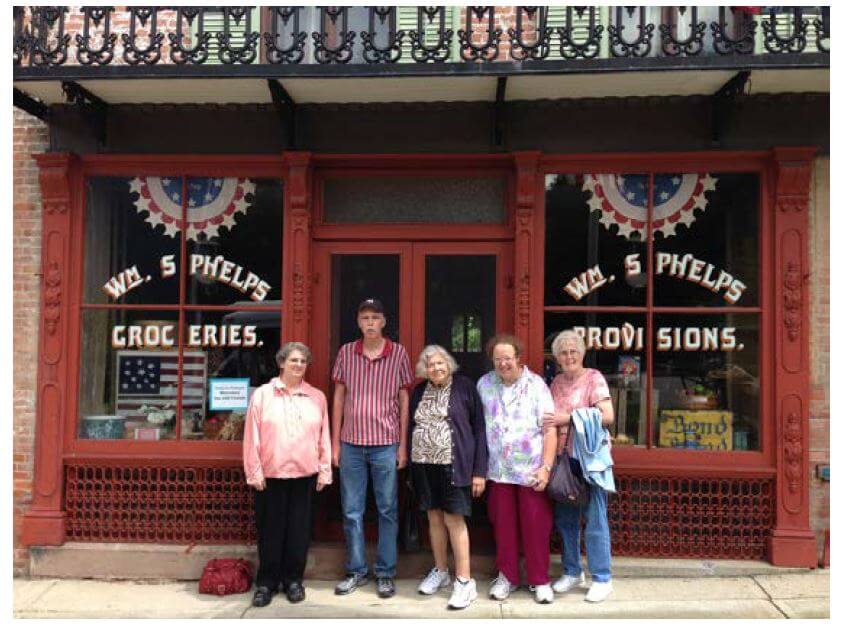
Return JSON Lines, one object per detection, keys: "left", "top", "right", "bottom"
{"left": 553, "top": 460, "right": 612, "bottom": 583}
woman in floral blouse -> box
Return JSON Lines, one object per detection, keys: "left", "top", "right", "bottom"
{"left": 476, "top": 334, "right": 558, "bottom": 604}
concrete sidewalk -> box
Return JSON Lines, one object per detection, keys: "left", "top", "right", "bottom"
{"left": 14, "top": 570, "right": 829, "bottom": 619}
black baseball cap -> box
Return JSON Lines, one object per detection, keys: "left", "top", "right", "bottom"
{"left": 357, "top": 298, "right": 385, "bottom": 314}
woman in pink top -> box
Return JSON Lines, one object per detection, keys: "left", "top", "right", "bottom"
{"left": 543, "top": 330, "right": 615, "bottom": 604}
{"left": 243, "top": 341, "right": 331, "bottom": 607}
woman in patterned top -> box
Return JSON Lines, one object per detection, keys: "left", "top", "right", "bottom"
{"left": 408, "top": 345, "right": 487, "bottom": 610}
{"left": 544, "top": 329, "right": 615, "bottom": 603}
{"left": 476, "top": 334, "right": 558, "bottom": 605}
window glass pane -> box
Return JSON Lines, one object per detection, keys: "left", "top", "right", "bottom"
{"left": 84, "top": 176, "right": 181, "bottom": 305}
{"left": 544, "top": 173, "right": 647, "bottom": 307}
{"left": 186, "top": 178, "right": 282, "bottom": 306}
{"left": 181, "top": 310, "right": 281, "bottom": 441}
{"left": 653, "top": 313, "right": 760, "bottom": 451}
{"left": 544, "top": 312, "right": 647, "bottom": 447}
{"left": 653, "top": 173, "right": 759, "bottom": 307}
{"left": 323, "top": 177, "right": 506, "bottom": 223}
{"left": 78, "top": 309, "right": 181, "bottom": 440}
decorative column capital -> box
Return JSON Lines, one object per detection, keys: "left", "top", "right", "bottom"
{"left": 35, "top": 153, "right": 77, "bottom": 215}
{"left": 772, "top": 147, "right": 817, "bottom": 214}
{"left": 281, "top": 151, "right": 312, "bottom": 211}
{"left": 512, "top": 151, "right": 541, "bottom": 210}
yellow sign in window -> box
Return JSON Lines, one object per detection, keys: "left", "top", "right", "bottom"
{"left": 658, "top": 410, "right": 733, "bottom": 451}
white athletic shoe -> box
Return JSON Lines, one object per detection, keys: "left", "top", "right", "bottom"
{"left": 552, "top": 573, "right": 588, "bottom": 594}
{"left": 585, "top": 580, "right": 614, "bottom": 603}
{"left": 448, "top": 578, "right": 478, "bottom": 609}
{"left": 488, "top": 572, "right": 516, "bottom": 600}
{"left": 418, "top": 567, "right": 451, "bottom": 595}
{"left": 532, "top": 583, "right": 554, "bottom": 604}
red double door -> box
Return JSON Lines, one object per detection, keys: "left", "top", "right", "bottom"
{"left": 309, "top": 240, "right": 513, "bottom": 541}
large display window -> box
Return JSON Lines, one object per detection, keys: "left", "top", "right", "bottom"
{"left": 77, "top": 175, "right": 284, "bottom": 443}
{"left": 544, "top": 171, "right": 763, "bottom": 453}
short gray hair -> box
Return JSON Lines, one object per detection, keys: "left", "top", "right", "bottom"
{"left": 276, "top": 341, "right": 312, "bottom": 370}
{"left": 551, "top": 329, "right": 586, "bottom": 361}
{"left": 415, "top": 344, "right": 459, "bottom": 379}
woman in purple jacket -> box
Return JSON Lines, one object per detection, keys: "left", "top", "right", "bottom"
{"left": 408, "top": 344, "right": 488, "bottom": 610}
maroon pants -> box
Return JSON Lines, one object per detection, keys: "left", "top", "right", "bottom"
{"left": 487, "top": 481, "right": 553, "bottom": 586}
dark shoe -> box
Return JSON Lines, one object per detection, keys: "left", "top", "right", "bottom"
{"left": 285, "top": 581, "right": 305, "bottom": 603}
{"left": 376, "top": 577, "right": 396, "bottom": 598}
{"left": 252, "top": 586, "right": 274, "bottom": 607}
{"left": 335, "top": 572, "right": 368, "bottom": 595}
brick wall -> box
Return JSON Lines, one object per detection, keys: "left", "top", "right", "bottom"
{"left": 809, "top": 156, "right": 830, "bottom": 566}
{"left": 13, "top": 109, "right": 48, "bottom": 576}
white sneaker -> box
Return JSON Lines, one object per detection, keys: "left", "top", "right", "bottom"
{"left": 418, "top": 567, "right": 451, "bottom": 595}
{"left": 448, "top": 578, "right": 478, "bottom": 609}
{"left": 585, "top": 580, "right": 614, "bottom": 603}
{"left": 532, "top": 583, "right": 554, "bottom": 604}
{"left": 552, "top": 573, "right": 587, "bottom": 594}
{"left": 488, "top": 572, "right": 516, "bottom": 600}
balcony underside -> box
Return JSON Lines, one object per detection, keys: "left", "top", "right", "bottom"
{"left": 13, "top": 56, "right": 829, "bottom": 106}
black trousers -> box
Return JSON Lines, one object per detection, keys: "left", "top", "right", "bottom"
{"left": 254, "top": 475, "right": 317, "bottom": 589}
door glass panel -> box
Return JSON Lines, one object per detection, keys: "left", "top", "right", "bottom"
{"left": 425, "top": 255, "right": 495, "bottom": 382}
{"left": 330, "top": 254, "right": 400, "bottom": 358}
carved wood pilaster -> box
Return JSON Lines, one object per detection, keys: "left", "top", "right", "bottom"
{"left": 769, "top": 147, "right": 817, "bottom": 567}
{"left": 281, "top": 152, "right": 313, "bottom": 346}
{"left": 512, "top": 151, "right": 541, "bottom": 368}
{"left": 22, "top": 153, "right": 78, "bottom": 547}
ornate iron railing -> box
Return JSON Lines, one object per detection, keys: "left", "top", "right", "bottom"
{"left": 13, "top": 6, "right": 829, "bottom": 68}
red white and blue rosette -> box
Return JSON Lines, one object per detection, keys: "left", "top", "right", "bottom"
{"left": 129, "top": 177, "right": 255, "bottom": 240}
{"left": 582, "top": 173, "right": 717, "bottom": 239}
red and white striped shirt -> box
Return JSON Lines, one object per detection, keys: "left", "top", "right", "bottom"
{"left": 332, "top": 338, "right": 414, "bottom": 446}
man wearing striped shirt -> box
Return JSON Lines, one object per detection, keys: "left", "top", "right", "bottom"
{"left": 331, "top": 298, "right": 413, "bottom": 599}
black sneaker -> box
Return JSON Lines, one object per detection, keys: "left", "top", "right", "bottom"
{"left": 376, "top": 577, "right": 396, "bottom": 598}
{"left": 335, "top": 572, "right": 368, "bottom": 595}
{"left": 285, "top": 581, "right": 306, "bottom": 603}
{"left": 252, "top": 586, "right": 274, "bottom": 607}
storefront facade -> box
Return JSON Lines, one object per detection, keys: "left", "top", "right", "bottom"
{"left": 13, "top": 7, "right": 830, "bottom": 575}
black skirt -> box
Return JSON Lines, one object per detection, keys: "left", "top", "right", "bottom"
{"left": 411, "top": 463, "right": 472, "bottom": 517}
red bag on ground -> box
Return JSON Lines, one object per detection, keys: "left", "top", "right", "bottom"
{"left": 198, "top": 558, "right": 253, "bottom": 596}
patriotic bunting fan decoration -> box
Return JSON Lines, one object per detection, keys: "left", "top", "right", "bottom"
{"left": 583, "top": 173, "right": 717, "bottom": 239}
{"left": 129, "top": 176, "right": 255, "bottom": 240}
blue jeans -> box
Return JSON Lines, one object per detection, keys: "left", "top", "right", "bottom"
{"left": 553, "top": 462, "right": 612, "bottom": 583}
{"left": 339, "top": 442, "right": 399, "bottom": 578}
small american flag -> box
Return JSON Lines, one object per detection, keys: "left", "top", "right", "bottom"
{"left": 115, "top": 350, "right": 206, "bottom": 421}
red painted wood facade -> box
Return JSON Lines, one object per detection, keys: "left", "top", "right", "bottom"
{"left": 22, "top": 149, "right": 818, "bottom": 567}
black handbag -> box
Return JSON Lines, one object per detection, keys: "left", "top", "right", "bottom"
{"left": 547, "top": 422, "right": 589, "bottom": 507}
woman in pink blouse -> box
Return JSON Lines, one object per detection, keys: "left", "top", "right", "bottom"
{"left": 243, "top": 341, "right": 331, "bottom": 607}
{"left": 544, "top": 329, "right": 615, "bottom": 603}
